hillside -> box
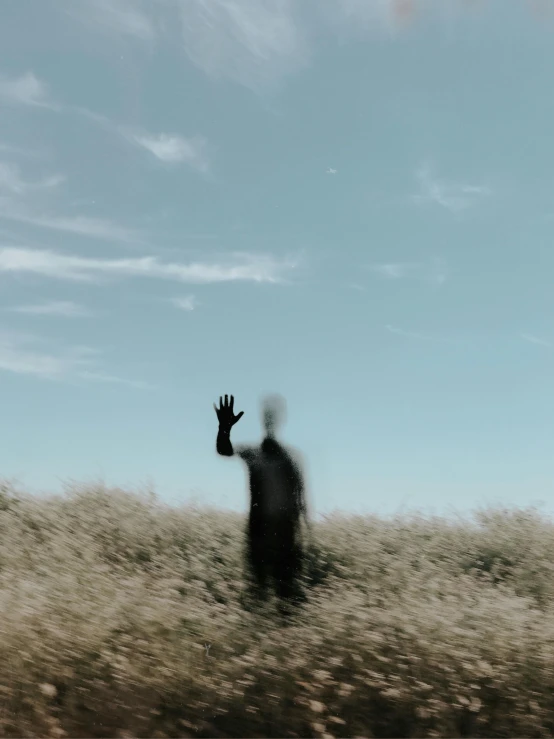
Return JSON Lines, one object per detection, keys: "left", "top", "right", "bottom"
{"left": 1, "top": 481, "right": 554, "bottom": 737}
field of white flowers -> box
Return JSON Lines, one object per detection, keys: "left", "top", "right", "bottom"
{"left": 1, "top": 481, "right": 554, "bottom": 737}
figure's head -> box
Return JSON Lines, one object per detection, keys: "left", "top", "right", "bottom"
{"left": 261, "top": 393, "right": 287, "bottom": 438}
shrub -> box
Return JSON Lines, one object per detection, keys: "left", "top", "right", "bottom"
{"left": 1, "top": 482, "right": 554, "bottom": 737}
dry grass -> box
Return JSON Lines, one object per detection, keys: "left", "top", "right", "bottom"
{"left": 2, "top": 480, "right": 554, "bottom": 737}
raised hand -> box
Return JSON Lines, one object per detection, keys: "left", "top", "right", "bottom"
{"left": 214, "top": 394, "right": 244, "bottom": 431}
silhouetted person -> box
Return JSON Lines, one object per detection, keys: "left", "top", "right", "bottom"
{"left": 214, "top": 394, "right": 308, "bottom": 606}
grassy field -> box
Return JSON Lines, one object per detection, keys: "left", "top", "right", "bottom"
{"left": 1, "top": 482, "right": 554, "bottom": 737}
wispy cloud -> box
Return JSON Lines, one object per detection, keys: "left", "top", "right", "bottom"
{"left": 0, "top": 71, "right": 57, "bottom": 109}
{"left": 0, "top": 330, "right": 93, "bottom": 379}
{"left": 0, "top": 163, "right": 32, "bottom": 196}
{"left": 386, "top": 324, "right": 432, "bottom": 341}
{"left": 0, "top": 162, "right": 64, "bottom": 195}
{"left": 0, "top": 196, "right": 139, "bottom": 244}
{"left": 87, "top": 118, "right": 212, "bottom": 174}
{"left": 371, "top": 262, "right": 415, "bottom": 279}
{"left": 78, "top": 370, "right": 153, "bottom": 390}
{"left": 8, "top": 301, "right": 93, "bottom": 317}
{"left": 413, "top": 163, "right": 491, "bottom": 213}
{"left": 126, "top": 132, "right": 210, "bottom": 172}
{"left": 520, "top": 333, "right": 551, "bottom": 348}
{"left": 1, "top": 69, "right": 210, "bottom": 175}
{"left": 171, "top": 295, "right": 198, "bottom": 311}
{"left": 61, "top": 0, "right": 157, "bottom": 42}
{"left": 178, "top": 0, "right": 308, "bottom": 91}
{"left": 0, "top": 72, "right": 50, "bottom": 107}
{"left": 59, "top": 1, "right": 496, "bottom": 93}
{"left": 176, "top": 0, "right": 467, "bottom": 91}
{"left": 385, "top": 323, "right": 454, "bottom": 343}
{"left": 0, "top": 342, "right": 81, "bottom": 378}
{"left": 369, "top": 258, "right": 448, "bottom": 285}
{"left": 0, "top": 247, "right": 298, "bottom": 285}
{"left": 326, "top": 167, "right": 337, "bottom": 175}
{"left": 0, "top": 329, "right": 147, "bottom": 387}
{"left": 0, "top": 155, "right": 137, "bottom": 245}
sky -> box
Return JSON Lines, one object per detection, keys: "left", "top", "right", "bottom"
{"left": 1, "top": 0, "right": 554, "bottom": 518}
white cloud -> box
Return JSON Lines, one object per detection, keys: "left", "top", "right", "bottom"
{"left": 0, "top": 70, "right": 210, "bottom": 175}
{"left": 171, "top": 295, "right": 198, "bottom": 311}
{"left": 0, "top": 123, "right": 202, "bottom": 245}
{"left": 0, "top": 331, "right": 94, "bottom": 379}
{"left": 0, "top": 162, "right": 64, "bottom": 195}
{"left": 65, "top": 0, "right": 306, "bottom": 91}
{"left": 0, "top": 72, "right": 56, "bottom": 108}
{"left": 326, "top": 168, "right": 337, "bottom": 175}
{"left": 59, "top": 1, "right": 483, "bottom": 93}
{"left": 0, "top": 343, "right": 74, "bottom": 377}
{"left": 520, "top": 333, "right": 551, "bottom": 348}
{"left": 61, "top": 0, "right": 157, "bottom": 42}
{"left": 371, "top": 262, "right": 415, "bottom": 279}
{"left": 127, "top": 132, "right": 210, "bottom": 172}
{"left": 0, "top": 247, "right": 298, "bottom": 285}
{"left": 413, "top": 163, "right": 491, "bottom": 213}
{"left": 369, "top": 259, "right": 448, "bottom": 285}
{"left": 0, "top": 163, "right": 28, "bottom": 195}
{"left": 0, "top": 157, "right": 135, "bottom": 245}
{"left": 386, "top": 324, "right": 432, "bottom": 341}
{"left": 85, "top": 118, "right": 211, "bottom": 174}
{"left": 0, "top": 329, "right": 147, "bottom": 387}
{"left": 385, "top": 323, "right": 454, "bottom": 343}
{"left": 0, "top": 202, "right": 138, "bottom": 244}
{"left": 178, "top": 0, "right": 308, "bottom": 90}
{"left": 78, "top": 370, "right": 153, "bottom": 390}
{"left": 176, "top": 0, "right": 430, "bottom": 90}
{"left": 9, "top": 301, "right": 92, "bottom": 317}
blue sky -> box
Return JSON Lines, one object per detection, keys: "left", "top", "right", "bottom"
{"left": 1, "top": 0, "right": 554, "bottom": 517}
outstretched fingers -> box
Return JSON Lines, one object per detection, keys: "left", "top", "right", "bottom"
{"left": 214, "top": 394, "right": 243, "bottom": 425}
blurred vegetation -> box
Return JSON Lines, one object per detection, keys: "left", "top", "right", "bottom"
{"left": 2, "top": 480, "right": 554, "bottom": 737}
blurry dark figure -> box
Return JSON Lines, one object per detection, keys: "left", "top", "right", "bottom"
{"left": 214, "top": 394, "right": 309, "bottom": 608}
